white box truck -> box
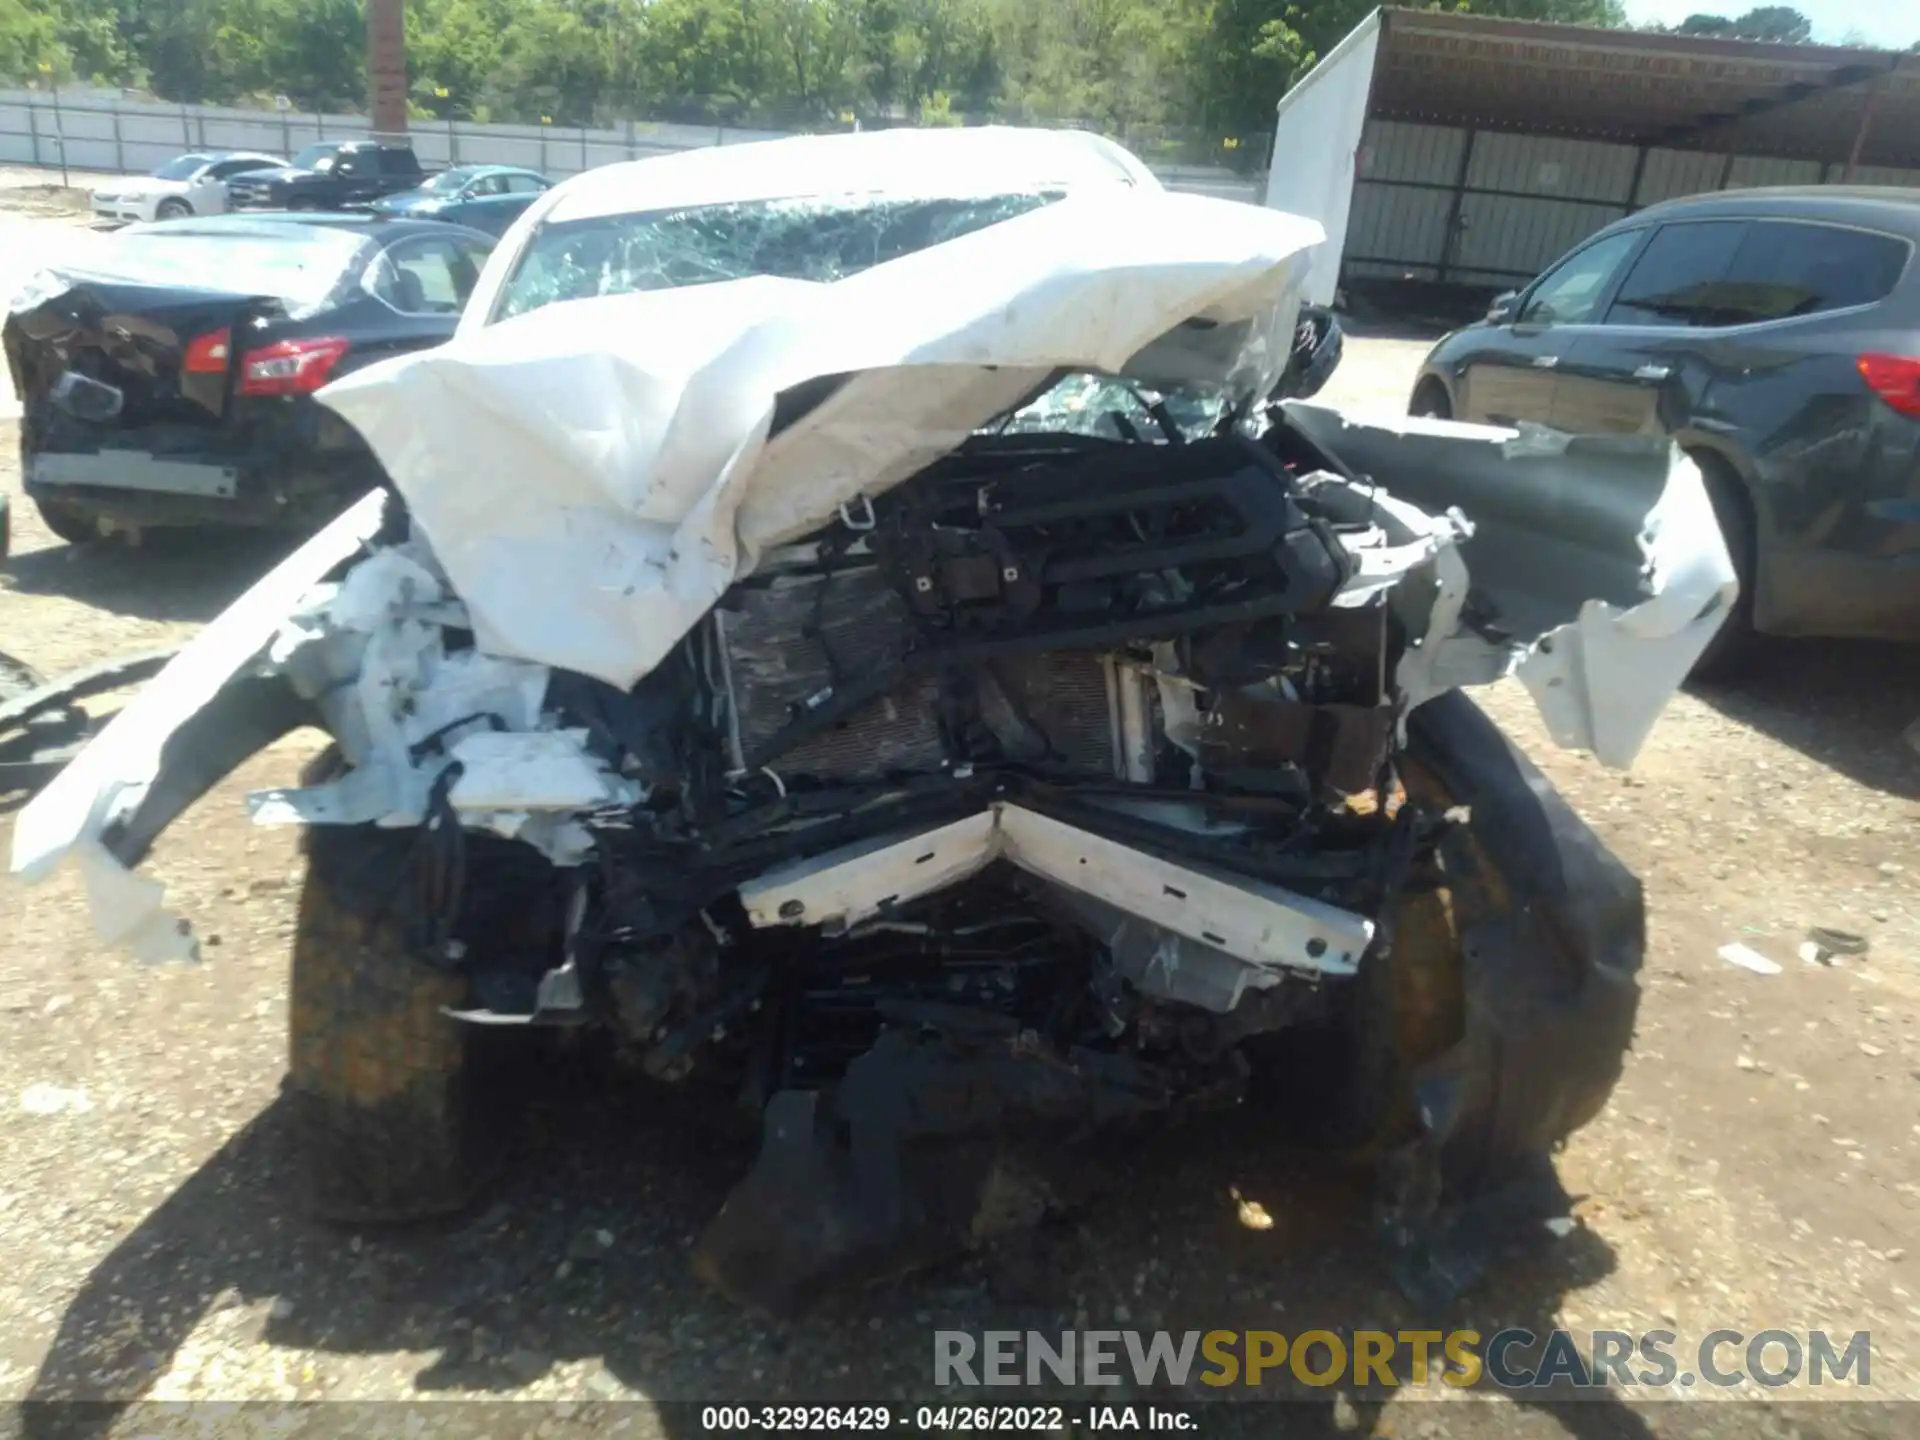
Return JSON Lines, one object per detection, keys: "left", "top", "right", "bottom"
{"left": 1262, "top": 9, "right": 1384, "bottom": 308}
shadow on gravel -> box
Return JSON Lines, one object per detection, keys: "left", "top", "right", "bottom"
{"left": 1335, "top": 316, "right": 1455, "bottom": 346}
{"left": 1690, "top": 637, "right": 1920, "bottom": 801}
{"left": 0, "top": 531, "right": 295, "bottom": 627}
{"left": 19, "top": 1053, "right": 1662, "bottom": 1440}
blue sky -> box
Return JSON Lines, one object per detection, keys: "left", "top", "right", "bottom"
{"left": 1622, "top": 0, "right": 1919, "bottom": 48}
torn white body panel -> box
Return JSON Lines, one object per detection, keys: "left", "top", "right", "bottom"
{"left": 318, "top": 188, "right": 1322, "bottom": 690}
{"left": 737, "top": 802, "right": 1371, "bottom": 979}
{"left": 8, "top": 491, "right": 391, "bottom": 961}
{"left": 11, "top": 499, "right": 637, "bottom": 954}
{"left": 1284, "top": 403, "right": 1738, "bottom": 768}
{"left": 245, "top": 548, "right": 639, "bottom": 841}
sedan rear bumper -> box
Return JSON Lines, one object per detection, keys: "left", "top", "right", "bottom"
{"left": 24, "top": 447, "right": 383, "bottom": 532}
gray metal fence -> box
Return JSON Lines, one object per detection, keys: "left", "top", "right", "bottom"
{"left": 0, "top": 87, "right": 1261, "bottom": 201}
{"left": 0, "top": 88, "right": 796, "bottom": 179}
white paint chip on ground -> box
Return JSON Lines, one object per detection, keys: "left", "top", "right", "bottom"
{"left": 19, "top": 1083, "right": 93, "bottom": 1115}
{"left": 1718, "top": 942, "right": 1782, "bottom": 976}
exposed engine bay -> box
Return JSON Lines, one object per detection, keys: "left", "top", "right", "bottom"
{"left": 91, "top": 387, "right": 1711, "bottom": 1310}
{"left": 10, "top": 132, "right": 1737, "bottom": 1314}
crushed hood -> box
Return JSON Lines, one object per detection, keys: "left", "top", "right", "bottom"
{"left": 316, "top": 188, "right": 1323, "bottom": 690}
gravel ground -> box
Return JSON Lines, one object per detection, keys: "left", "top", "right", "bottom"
{"left": 2, "top": 199, "right": 1918, "bottom": 1437}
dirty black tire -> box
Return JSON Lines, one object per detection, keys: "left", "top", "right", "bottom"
{"left": 31, "top": 497, "right": 97, "bottom": 545}
{"left": 155, "top": 197, "right": 192, "bottom": 221}
{"left": 1687, "top": 452, "right": 1758, "bottom": 681}
{"left": 287, "top": 819, "right": 499, "bottom": 1223}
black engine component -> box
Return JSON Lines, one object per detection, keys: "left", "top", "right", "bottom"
{"left": 881, "top": 432, "right": 1349, "bottom": 640}
{"left": 738, "top": 435, "right": 1353, "bottom": 771}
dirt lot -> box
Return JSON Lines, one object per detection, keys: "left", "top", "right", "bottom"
{"left": 2, "top": 198, "right": 1918, "bottom": 1438}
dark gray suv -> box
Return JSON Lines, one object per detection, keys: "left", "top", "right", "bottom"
{"left": 1409, "top": 186, "right": 1920, "bottom": 669}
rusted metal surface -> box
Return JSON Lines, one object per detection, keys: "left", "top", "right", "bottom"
{"left": 366, "top": 0, "right": 408, "bottom": 138}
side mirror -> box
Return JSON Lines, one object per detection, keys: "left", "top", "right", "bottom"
{"left": 1487, "top": 290, "right": 1520, "bottom": 324}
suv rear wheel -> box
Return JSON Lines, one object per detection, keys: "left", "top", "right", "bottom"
{"left": 1687, "top": 452, "right": 1757, "bottom": 680}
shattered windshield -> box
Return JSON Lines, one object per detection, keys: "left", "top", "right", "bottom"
{"left": 493, "top": 190, "right": 1062, "bottom": 322}
{"left": 994, "top": 374, "right": 1232, "bottom": 443}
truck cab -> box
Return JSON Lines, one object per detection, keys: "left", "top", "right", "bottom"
{"left": 228, "top": 142, "right": 427, "bottom": 212}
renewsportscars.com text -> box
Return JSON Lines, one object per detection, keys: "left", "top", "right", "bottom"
{"left": 933, "top": 1328, "right": 1872, "bottom": 1391}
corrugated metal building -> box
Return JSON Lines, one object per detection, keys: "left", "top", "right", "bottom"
{"left": 1290, "top": 9, "right": 1920, "bottom": 294}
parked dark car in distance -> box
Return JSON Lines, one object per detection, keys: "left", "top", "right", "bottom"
{"left": 1409, "top": 186, "right": 1920, "bottom": 665}
{"left": 369, "top": 165, "right": 552, "bottom": 237}
{"left": 5, "top": 213, "right": 495, "bottom": 542}
{"left": 227, "top": 141, "right": 429, "bottom": 213}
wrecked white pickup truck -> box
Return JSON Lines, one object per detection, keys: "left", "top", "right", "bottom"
{"left": 10, "top": 128, "right": 1736, "bottom": 1314}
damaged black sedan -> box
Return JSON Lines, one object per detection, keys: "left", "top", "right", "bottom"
{"left": 11, "top": 128, "right": 1737, "bottom": 1315}
{"left": 5, "top": 213, "right": 494, "bottom": 544}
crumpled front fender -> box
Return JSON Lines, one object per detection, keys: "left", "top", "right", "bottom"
{"left": 1284, "top": 403, "right": 1738, "bottom": 769}
{"left": 8, "top": 491, "right": 389, "bottom": 960}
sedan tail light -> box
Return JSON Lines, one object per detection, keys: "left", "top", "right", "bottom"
{"left": 1857, "top": 353, "right": 1920, "bottom": 419}
{"left": 238, "top": 336, "right": 352, "bottom": 396}
{"left": 182, "top": 327, "right": 232, "bottom": 374}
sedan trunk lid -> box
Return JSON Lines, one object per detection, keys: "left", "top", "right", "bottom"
{"left": 4, "top": 279, "right": 277, "bottom": 431}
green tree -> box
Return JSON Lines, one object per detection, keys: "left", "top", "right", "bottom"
{"left": 490, "top": 0, "right": 609, "bottom": 126}
{"left": 0, "top": 0, "right": 66, "bottom": 80}
{"left": 760, "top": 0, "right": 863, "bottom": 119}
{"left": 630, "top": 0, "right": 765, "bottom": 121}
{"left": 1675, "top": 6, "right": 1813, "bottom": 42}
{"left": 3, "top": 0, "right": 1658, "bottom": 148}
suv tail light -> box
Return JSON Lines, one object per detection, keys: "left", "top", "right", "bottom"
{"left": 1858, "top": 353, "right": 1920, "bottom": 419}
{"left": 238, "top": 336, "right": 351, "bottom": 396}
{"left": 183, "top": 327, "right": 232, "bottom": 374}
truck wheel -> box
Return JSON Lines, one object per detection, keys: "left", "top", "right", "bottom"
{"left": 288, "top": 818, "right": 496, "bottom": 1222}
{"left": 31, "top": 497, "right": 99, "bottom": 545}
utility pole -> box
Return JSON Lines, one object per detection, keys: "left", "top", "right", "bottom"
{"left": 368, "top": 0, "right": 409, "bottom": 139}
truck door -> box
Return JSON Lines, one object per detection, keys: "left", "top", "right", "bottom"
{"left": 331, "top": 149, "right": 374, "bottom": 204}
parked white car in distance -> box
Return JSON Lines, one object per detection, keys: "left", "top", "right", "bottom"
{"left": 90, "top": 152, "right": 288, "bottom": 224}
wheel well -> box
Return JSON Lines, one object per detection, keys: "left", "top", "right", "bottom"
{"left": 1409, "top": 376, "right": 1451, "bottom": 414}
{"left": 1684, "top": 447, "right": 1755, "bottom": 575}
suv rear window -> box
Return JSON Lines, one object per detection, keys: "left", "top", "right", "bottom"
{"left": 1714, "top": 220, "right": 1909, "bottom": 323}
{"left": 1606, "top": 217, "right": 1910, "bottom": 328}
{"left": 379, "top": 149, "right": 422, "bottom": 177}
{"left": 1604, "top": 221, "right": 1746, "bottom": 327}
